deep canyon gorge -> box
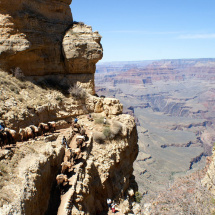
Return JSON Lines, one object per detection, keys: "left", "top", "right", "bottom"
{"left": 95, "top": 59, "right": 215, "bottom": 204}
{"left": 0, "top": 0, "right": 215, "bottom": 214}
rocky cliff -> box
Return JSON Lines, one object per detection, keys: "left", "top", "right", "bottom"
{"left": 0, "top": 112, "right": 139, "bottom": 215}
{"left": 0, "top": 1, "right": 139, "bottom": 214}
{"left": 0, "top": 0, "right": 102, "bottom": 92}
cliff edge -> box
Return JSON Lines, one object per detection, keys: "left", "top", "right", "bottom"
{"left": 0, "top": 1, "right": 140, "bottom": 214}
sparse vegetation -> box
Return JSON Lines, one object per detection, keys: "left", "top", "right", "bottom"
{"left": 135, "top": 191, "right": 143, "bottom": 203}
{"left": 103, "top": 127, "right": 112, "bottom": 138}
{"left": 93, "top": 118, "right": 122, "bottom": 143}
{"left": 69, "top": 84, "right": 86, "bottom": 100}
{"left": 93, "top": 131, "right": 106, "bottom": 144}
{"left": 95, "top": 116, "right": 105, "bottom": 124}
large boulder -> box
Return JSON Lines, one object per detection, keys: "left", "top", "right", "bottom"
{"left": 63, "top": 23, "right": 103, "bottom": 74}
{"left": 0, "top": 0, "right": 73, "bottom": 75}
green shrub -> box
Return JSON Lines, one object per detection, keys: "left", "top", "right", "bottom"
{"left": 135, "top": 191, "right": 142, "bottom": 203}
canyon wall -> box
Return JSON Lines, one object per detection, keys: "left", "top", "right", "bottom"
{"left": 0, "top": 0, "right": 102, "bottom": 92}
{"left": 0, "top": 137, "right": 65, "bottom": 215}
{"left": 0, "top": 2, "right": 140, "bottom": 214}
{"left": 0, "top": 112, "right": 139, "bottom": 215}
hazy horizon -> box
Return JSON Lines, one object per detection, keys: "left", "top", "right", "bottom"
{"left": 97, "top": 57, "right": 215, "bottom": 65}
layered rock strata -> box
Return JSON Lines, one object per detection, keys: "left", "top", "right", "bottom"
{"left": 0, "top": 0, "right": 102, "bottom": 92}
{"left": 57, "top": 114, "right": 138, "bottom": 215}
{"left": 0, "top": 114, "right": 139, "bottom": 215}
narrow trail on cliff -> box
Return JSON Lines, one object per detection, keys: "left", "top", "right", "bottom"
{"left": 57, "top": 129, "right": 93, "bottom": 215}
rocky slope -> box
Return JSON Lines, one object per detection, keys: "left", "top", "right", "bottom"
{"left": 0, "top": 111, "right": 139, "bottom": 215}
{"left": 0, "top": 69, "right": 139, "bottom": 214}
{"left": 202, "top": 150, "right": 215, "bottom": 196}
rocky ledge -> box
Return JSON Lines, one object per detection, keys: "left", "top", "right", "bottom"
{"left": 0, "top": 113, "right": 140, "bottom": 215}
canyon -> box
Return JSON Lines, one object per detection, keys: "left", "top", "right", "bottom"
{"left": 95, "top": 58, "right": 215, "bottom": 201}
{"left": 0, "top": 0, "right": 215, "bottom": 214}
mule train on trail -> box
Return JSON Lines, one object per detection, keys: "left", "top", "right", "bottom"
{"left": 0, "top": 121, "right": 56, "bottom": 149}
{"left": 0, "top": 128, "right": 16, "bottom": 148}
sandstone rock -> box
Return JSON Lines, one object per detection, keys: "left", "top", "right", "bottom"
{"left": 132, "top": 202, "right": 142, "bottom": 214}
{"left": 0, "top": 139, "right": 65, "bottom": 215}
{"left": 0, "top": 0, "right": 103, "bottom": 93}
{"left": 0, "top": 0, "right": 73, "bottom": 75}
{"left": 62, "top": 114, "right": 138, "bottom": 214}
{"left": 63, "top": 23, "right": 103, "bottom": 74}
{"left": 103, "top": 98, "right": 123, "bottom": 115}
{"left": 94, "top": 99, "right": 104, "bottom": 113}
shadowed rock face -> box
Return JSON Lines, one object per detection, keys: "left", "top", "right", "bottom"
{"left": 0, "top": 0, "right": 103, "bottom": 91}
{"left": 0, "top": 0, "right": 73, "bottom": 75}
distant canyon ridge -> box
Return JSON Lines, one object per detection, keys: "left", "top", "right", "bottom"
{"left": 95, "top": 58, "right": 215, "bottom": 198}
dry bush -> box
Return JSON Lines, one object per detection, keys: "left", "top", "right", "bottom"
{"left": 93, "top": 131, "right": 106, "bottom": 144}
{"left": 69, "top": 84, "right": 86, "bottom": 100}
{"left": 111, "top": 121, "right": 122, "bottom": 136}
{"left": 103, "top": 127, "right": 112, "bottom": 138}
{"left": 94, "top": 120, "right": 122, "bottom": 141}
{"left": 95, "top": 117, "right": 104, "bottom": 124}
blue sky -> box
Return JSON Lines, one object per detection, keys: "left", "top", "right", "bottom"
{"left": 71, "top": 0, "right": 215, "bottom": 62}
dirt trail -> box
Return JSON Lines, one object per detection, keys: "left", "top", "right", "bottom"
{"left": 57, "top": 124, "right": 93, "bottom": 215}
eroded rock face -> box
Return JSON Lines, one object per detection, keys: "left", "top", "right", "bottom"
{"left": 63, "top": 23, "right": 103, "bottom": 74}
{"left": 0, "top": 0, "right": 103, "bottom": 93}
{"left": 202, "top": 151, "right": 215, "bottom": 195}
{"left": 0, "top": 0, "right": 73, "bottom": 75}
{"left": 57, "top": 114, "right": 138, "bottom": 215}
{"left": 0, "top": 137, "right": 65, "bottom": 215}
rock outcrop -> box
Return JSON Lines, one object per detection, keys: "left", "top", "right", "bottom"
{"left": 58, "top": 114, "right": 138, "bottom": 214}
{"left": 0, "top": 1, "right": 139, "bottom": 215}
{"left": 0, "top": 71, "right": 123, "bottom": 130}
{"left": 0, "top": 0, "right": 102, "bottom": 92}
{"left": 63, "top": 23, "right": 103, "bottom": 74}
{"left": 0, "top": 136, "right": 65, "bottom": 215}
{"left": 0, "top": 114, "right": 139, "bottom": 215}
